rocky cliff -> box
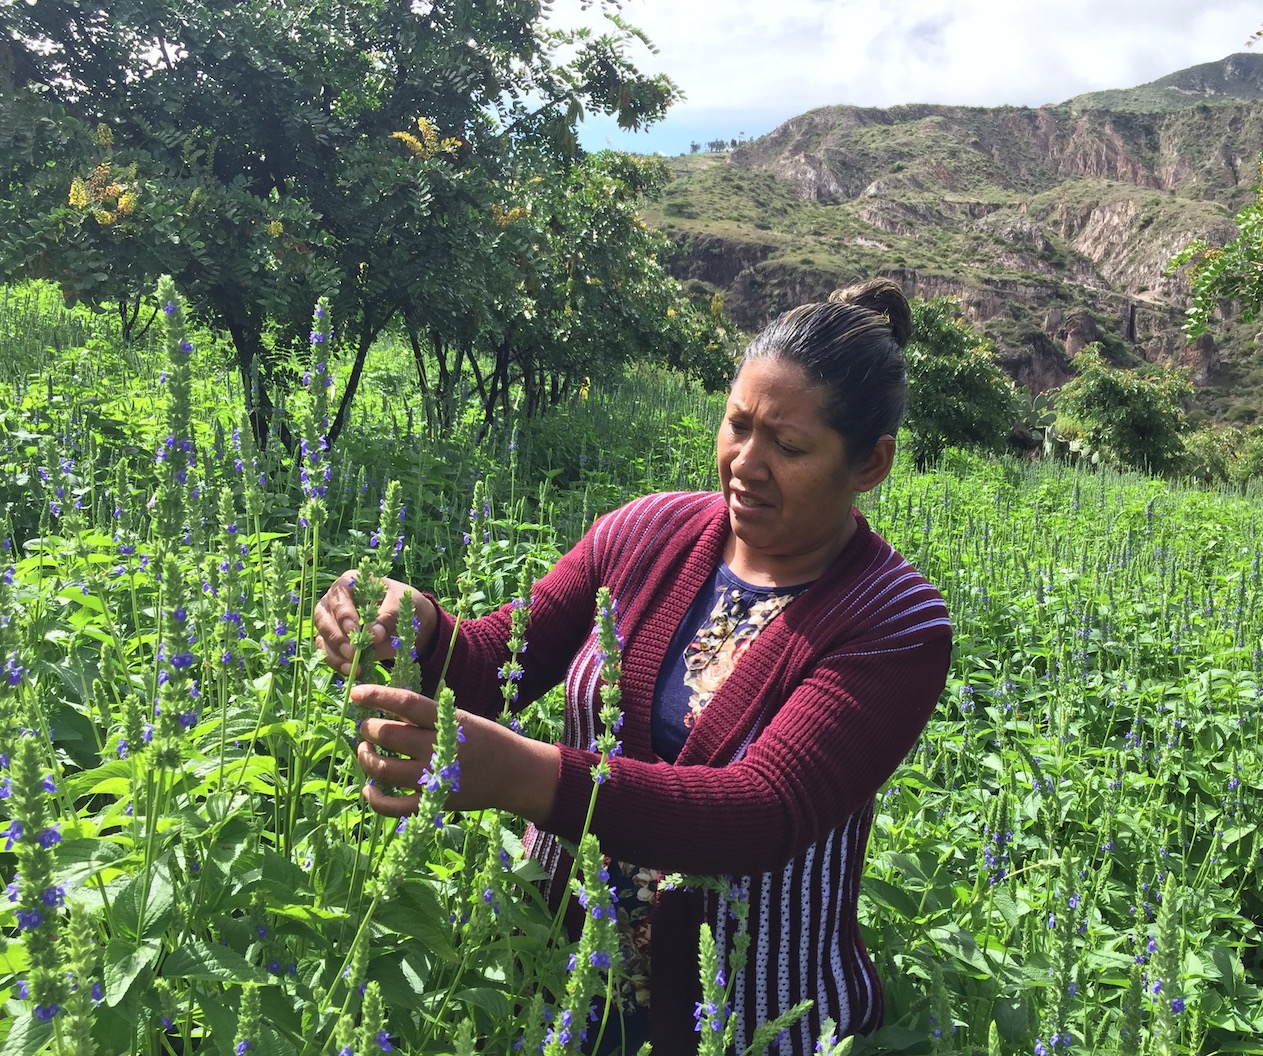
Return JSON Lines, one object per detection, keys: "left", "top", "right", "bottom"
{"left": 651, "top": 54, "right": 1263, "bottom": 423}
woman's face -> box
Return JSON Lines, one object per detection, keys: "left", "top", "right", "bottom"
{"left": 717, "top": 356, "right": 885, "bottom": 585}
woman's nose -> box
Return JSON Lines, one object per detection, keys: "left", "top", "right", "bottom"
{"left": 731, "top": 437, "right": 765, "bottom": 478}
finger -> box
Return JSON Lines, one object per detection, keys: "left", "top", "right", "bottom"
{"left": 314, "top": 575, "right": 362, "bottom": 664}
{"left": 361, "top": 782, "right": 422, "bottom": 818}
{"left": 326, "top": 572, "right": 365, "bottom": 639}
{"left": 370, "top": 622, "right": 397, "bottom": 661}
{"left": 357, "top": 717, "right": 435, "bottom": 757}
{"left": 350, "top": 684, "right": 438, "bottom": 728}
{"left": 357, "top": 740, "right": 430, "bottom": 787}
{"left": 313, "top": 635, "right": 351, "bottom": 675}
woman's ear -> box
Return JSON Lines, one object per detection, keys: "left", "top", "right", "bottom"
{"left": 851, "top": 435, "right": 896, "bottom": 494}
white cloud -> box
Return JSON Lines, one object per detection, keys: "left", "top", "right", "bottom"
{"left": 546, "top": 0, "right": 1261, "bottom": 153}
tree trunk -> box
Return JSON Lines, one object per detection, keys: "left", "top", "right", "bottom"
{"left": 407, "top": 326, "right": 436, "bottom": 435}
{"left": 329, "top": 322, "right": 382, "bottom": 448}
{"left": 477, "top": 340, "right": 512, "bottom": 441}
{"left": 226, "top": 316, "right": 286, "bottom": 452}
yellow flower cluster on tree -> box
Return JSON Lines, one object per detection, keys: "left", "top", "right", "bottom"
{"left": 491, "top": 204, "right": 530, "bottom": 228}
{"left": 389, "top": 115, "right": 463, "bottom": 160}
{"left": 268, "top": 220, "right": 285, "bottom": 238}
{"left": 67, "top": 158, "right": 139, "bottom": 225}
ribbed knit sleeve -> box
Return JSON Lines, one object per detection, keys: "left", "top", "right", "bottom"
{"left": 546, "top": 634, "right": 950, "bottom": 874}
{"left": 549, "top": 511, "right": 948, "bottom": 869}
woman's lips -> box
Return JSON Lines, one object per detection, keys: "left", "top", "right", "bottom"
{"left": 730, "top": 489, "right": 771, "bottom": 510}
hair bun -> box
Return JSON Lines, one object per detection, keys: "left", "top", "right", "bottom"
{"left": 828, "top": 278, "right": 912, "bottom": 349}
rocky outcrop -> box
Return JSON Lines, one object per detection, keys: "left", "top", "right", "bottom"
{"left": 659, "top": 54, "right": 1263, "bottom": 412}
{"left": 663, "top": 233, "right": 779, "bottom": 289}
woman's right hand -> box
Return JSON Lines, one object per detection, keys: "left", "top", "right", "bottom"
{"left": 313, "top": 570, "right": 435, "bottom": 677}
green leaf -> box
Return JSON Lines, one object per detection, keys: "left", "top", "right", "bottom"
{"left": 110, "top": 860, "right": 177, "bottom": 940}
{"left": 162, "top": 940, "right": 269, "bottom": 983}
{"left": 457, "top": 986, "right": 512, "bottom": 1020}
{"left": 103, "top": 936, "right": 161, "bottom": 1007}
{"left": 0, "top": 1011, "right": 55, "bottom": 1056}
{"left": 989, "top": 885, "right": 1023, "bottom": 929}
{"left": 861, "top": 876, "right": 920, "bottom": 920}
{"left": 54, "top": 836, "right": 129, "bottom": 889}
{"left": 990, "top": 994, "right": 1030, "bottom": 1041}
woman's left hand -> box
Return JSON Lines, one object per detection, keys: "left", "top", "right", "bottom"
{"left": 351, "top": 684, "right": 560, "bottom": 824}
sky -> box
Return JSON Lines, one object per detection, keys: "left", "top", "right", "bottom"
{"left": 545, "top": 0, "right": 1263, "bottom": 155}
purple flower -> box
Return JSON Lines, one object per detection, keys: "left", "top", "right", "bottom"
{"left": 34, "top": 1004, "right": 61, "bottom": 1021}
{"left": 376, "top": 1031, "right": 393, "bottom": 1052}
{"left": 4, "top": 820, "right": 24, "bottom": 849}
{"left": 16, "top": 908, "right": 44, "bottom": 931}
{"left": 236, "top": 1043, "right": 251, "bottom": 1056}
{"left": 37, "top": 825, "right": 62, "bottom": 850}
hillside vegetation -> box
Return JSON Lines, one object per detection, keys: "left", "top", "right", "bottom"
{"left": 649, "top": 53, "right": 1263, "bottom": 425}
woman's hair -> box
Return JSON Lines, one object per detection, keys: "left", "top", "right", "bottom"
{"left": 738, "top": 277, "right": 912, "bottom": 463}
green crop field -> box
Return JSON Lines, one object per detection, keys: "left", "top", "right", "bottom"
{"left": 0, "top": 282, "right": 1260, "bottom": 1056}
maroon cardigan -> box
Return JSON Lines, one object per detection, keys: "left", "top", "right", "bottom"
{"left": 424, "top": 492, "right": 952, "bottom": 1054}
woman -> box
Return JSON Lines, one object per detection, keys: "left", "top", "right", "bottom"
{"left": 315, "top": 279, "right": 952, "bottom": 1055}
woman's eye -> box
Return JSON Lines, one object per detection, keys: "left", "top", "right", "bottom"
{"left": 777, "top": 442, "right": 801, "bottom": 455}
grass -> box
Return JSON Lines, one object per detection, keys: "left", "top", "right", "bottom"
{"left": 0, "top": 286, "right": 1262, "bottom": 1054}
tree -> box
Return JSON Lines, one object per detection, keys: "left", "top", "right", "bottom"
{"left": 1168, "top": 161, "right": 1263, "bottom": 342}
{"left": 903, "top": 297, "right": 1021, "bottom": 469}
{"left": 467, "top": 150, "right": 734, "bottom": 430}
{"left": 1052, "top": 346, "right": 1192, "bottom": 474}
{"left": 0, "top": 0, "right": 680, "bottom": 447}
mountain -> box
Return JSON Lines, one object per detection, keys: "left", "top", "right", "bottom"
{"left": 647, "top": 53, "right": 1263, "bottom": 425}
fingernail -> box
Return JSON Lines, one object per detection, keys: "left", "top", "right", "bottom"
{"left": 371, "top": 622, "right": 386, "bottom": 642}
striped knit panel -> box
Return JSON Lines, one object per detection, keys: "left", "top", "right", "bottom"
{"left": 713, "top": 806, "right": 879, "bottom": 1055}
{"left": 524, "top": 492, "right": 719, "bottom": 893}
{"left": 806, "top": 545, "right": 952, "bottom": 655}
{"left": 708, "top": 544, "right": 939, "bottom": 1054}
{"left": 522, "top": 630, "right": 604, "bottom": 894}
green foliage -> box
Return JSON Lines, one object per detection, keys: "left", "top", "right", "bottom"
{"left": 904, "top": 298, "right": 1022, "bottom": 469}
{"left": 0, "top": 0, "right": 689, "bottom": 447}
{"left": 1053, "top": 345, "right": 1193, "bottom": 473}
{"left": 3, "top": 296, "right": 1263, "bottom": 1053}
{"left": 1178, "top": 422, "right": 1263, "bottom": 486}
{"left": 1171, "top": 159, "right": 1263, "bottom": 341}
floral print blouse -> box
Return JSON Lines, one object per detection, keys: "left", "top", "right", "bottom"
{"left": 606, "top": 564, "right": 807, "bottom": 1017}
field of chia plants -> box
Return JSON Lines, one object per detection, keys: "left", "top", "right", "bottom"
{"left": 0, "top": 279, "right": 1261, "bottom": 1056}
